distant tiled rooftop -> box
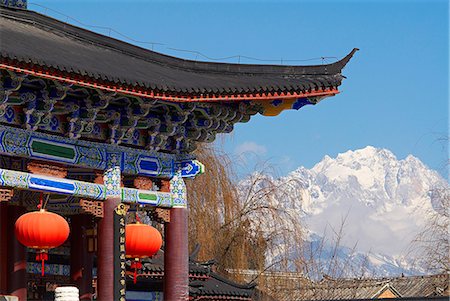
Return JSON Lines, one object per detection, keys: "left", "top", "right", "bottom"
{"left": 278, "top": 274, "right": 449, "bottom": 301}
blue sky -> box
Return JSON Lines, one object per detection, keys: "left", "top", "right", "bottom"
{"left": 29, "top": 0, "right": 449, "bottom": 179}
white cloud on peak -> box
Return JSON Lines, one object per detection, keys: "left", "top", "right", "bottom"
{"left": 234, "top": 141, "right": 267, "bottom": 157}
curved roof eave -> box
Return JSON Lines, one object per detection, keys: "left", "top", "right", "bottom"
{"left": 0, "top": 4, "right": 358, "bottom": 102}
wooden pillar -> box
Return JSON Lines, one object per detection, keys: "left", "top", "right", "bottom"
{"left": 97, "top": 197, "right": 120, "bottom": 301}
{"left": 70, "top": 214, "right": 94, "bottom": 300}
{"left": 0, "top": 201, "right": 8, "bottom": 294}
{"left": 0, "top": 189, "right": 14, "bottom": 294}
{"left": 97, "top": 153, "right": 122, "bottom": 301}
{"left": 163, "top": 208, "right": 188, "bottom": 300}
{"left": 162, "top": 175, "right": 189, "bottom": 301}
{"left": 7, "top": 205, "right": 27, "bottom": 301}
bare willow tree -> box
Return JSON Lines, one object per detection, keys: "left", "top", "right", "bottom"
{"left": 186, "top": 145, "right": 376, "bottom": 299}
{"left": 411, "top": 185, "right": 450, "bottom": 273}
{"left": 186, "top": 145, "right": 304, "bottom": 285}
{"left": 296, "top": 212, "right": 371, "bottom": 281}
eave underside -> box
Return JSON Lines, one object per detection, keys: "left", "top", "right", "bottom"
{"left": 0, "top": 69, "right": 324, "bottom": 153}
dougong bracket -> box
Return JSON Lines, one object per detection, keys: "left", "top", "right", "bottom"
{"left": 80, "top": 199, "right": 104, "bottom": 218}
{"left": 153, "top": 208, "right": 170, "bottom": 223}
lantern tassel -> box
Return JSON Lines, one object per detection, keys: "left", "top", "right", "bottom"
{"left": 36, "top": 251, "right": 48, "bottom": 276}
{"left": 135, "top": 211, "right": 141, "bottom": 223}
{"left": 37, "top": 193, "right": 43, "bottom": 210}
{"left": 131, "top": 259, "right": 142, "bottom": 284}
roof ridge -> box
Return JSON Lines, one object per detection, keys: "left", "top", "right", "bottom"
{"left": 210, "top": 272, "right": 257, "bottom": 290}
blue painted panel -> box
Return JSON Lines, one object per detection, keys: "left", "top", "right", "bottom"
{"left": 138, "top": 158, "right": 160, "bottom": 175}
{"left": 271, "top": 99, "right": 283, "bottom": 106}
{"left": 175, "top": 160, "right": 204, "bottom": 178}
{"left": 292, "top": 98, "right": 313, "bottom": 110}
{"left": 179, "top": 162, "right": 199, "bottom": 177}
{"left": 29, "top": 177, "right": 75, "bottom": 193}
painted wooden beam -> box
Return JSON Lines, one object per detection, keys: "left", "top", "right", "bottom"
{"left": 0, "top": 125, "right": 203, "bottom": 178}
{"left": 0, "top": 168, "right": 182, "bottom": 207}
{"left": 0, "top": 168, "right": 106, "bottom": 200}
{"left": 175, "top": 160, "right": 205, "bottom": 178}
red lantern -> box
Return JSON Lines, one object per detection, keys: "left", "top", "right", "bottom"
{"left": 126, "top": 222, "right": 162, "bottom": 283}
{"left": 15, "top": 209, "right": 70, "bottom": 276}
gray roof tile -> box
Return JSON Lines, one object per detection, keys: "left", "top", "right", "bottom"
{"left": 0, "top": 5, "right": 357, "bottom": 99}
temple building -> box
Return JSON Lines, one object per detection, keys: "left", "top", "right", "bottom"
{"left": 125, "top": 250, "right": 260, "bottom": 301}
{"left": 277, "top": 274, "right": 450, "bottom": 300}
{"left": 0, "top": 1, "right": 356, "bottom": 300}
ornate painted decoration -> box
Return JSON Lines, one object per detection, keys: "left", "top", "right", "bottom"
{"left": 0, "top": 70, "right": 320, "bottom": 154}
{"left": 170, "top": 170, "right": 187, "bottom": 208}
{"left": 104, "top": 152, "right": 122, "bottom": 198}
{"left": 80, "top": 199, "right": 104, "bottom": 218}
{"left": 0, "top": 125, "right": 203, "bottom": 178}
{"left": 0, "top": 168, "right": 185, "bottom": 207}
{"left": 0, "top": 0, "right": 27, "bottom": 8}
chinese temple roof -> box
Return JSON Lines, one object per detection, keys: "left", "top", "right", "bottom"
{"left": 0, "top": 5, "right": 357, "bottom": 102}
{"left": 0, "top": 4, "right": 357, "bottom": 153}
{"left": 189, "top": 273, "right": 256, "bottom": 299}
{"left": 127, "top": 251, "right": 257, "bottom": 300}
{"left": 277, "top": 274, "right": 450, "bottom": 301}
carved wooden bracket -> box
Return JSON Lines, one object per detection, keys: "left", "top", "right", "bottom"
{"left": 0, "top": 188, "right": 13, "bottom": 202}
{"left": 80, "top": 199, "right": 104, "bottom": 218}
{"left": 94, "top": 172, "right": 104, "bottom": 184}
{"left": 160, "top": 179, "right": 170, "bottom": 193}
{"left": 153, "top": 208, "right": 170, "bottom": 223}
{"left": 133, "top": 177, "right": 169, "bottom": 222}
{"left": 133, "top": 176, "right": 153, "bottom": 190}
{"left": 27, "top": 160, "right": 68, "bottom": 178}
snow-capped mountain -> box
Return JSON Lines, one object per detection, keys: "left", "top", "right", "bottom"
{"left": 244, "top": 146, "right": 448, "bottom": 277}
{"left": 290, "top": 146, "right": 446, "bottom": 254}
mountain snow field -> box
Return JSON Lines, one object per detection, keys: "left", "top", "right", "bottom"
{"left": 247, "top": 146, "right": 448, "bottom": 276}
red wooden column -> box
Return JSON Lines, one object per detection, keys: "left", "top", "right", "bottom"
{"left": 7, "top": 205, "right": 27, "bottom": 301}
{"left": 97, "top": 153, "right": 122, "bottom": 301}
{"left": 0, "top": 200, "right": 9, "bottom": 294}
{"left": 97, "top": 197, "right": 120, "bottom": 301}
{"left": 162, "top": 175, "right": 189, "bottom": 300}
{"left": 70, "top": 214, "right": 94, "bottom": 300}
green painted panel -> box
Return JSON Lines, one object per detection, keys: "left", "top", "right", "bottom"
{"left": 31, "top": 140, "right": 75, "bottom": 159}
{"left": 138, "top": 192, "right": 158, "bottom": 201}
{"left": 5, "top": 96, "right": 24, "bottom": 105}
